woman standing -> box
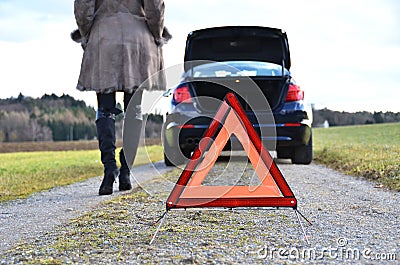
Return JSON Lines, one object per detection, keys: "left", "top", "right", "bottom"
{"left": 73, "top": 0, "right": 170, "bottom": 195}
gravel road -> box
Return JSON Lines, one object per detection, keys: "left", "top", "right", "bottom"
{"left": 0, "top": 161, "right": 171, "bottom": 253}
{"left": 1, "top": 158, "right": 399, "bottom": 264}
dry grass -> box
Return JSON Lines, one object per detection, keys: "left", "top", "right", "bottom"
{"left": 314, "top": 123, "right": 400, "bottom": 190}
{"left": 0, "top": 138, "right": 161, "bottom": 153}
{"left": 0, "top": 144, "right": 164, "bottom": 202}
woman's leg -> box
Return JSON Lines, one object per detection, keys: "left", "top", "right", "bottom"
{"left": 96, "top": 92, "right": 120, "bottom": 195}
{"left": 119, "top": 89, "right": 144, "bottom": 190}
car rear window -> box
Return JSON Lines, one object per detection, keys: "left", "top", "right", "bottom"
{"left": 190, "top": 61, "right": 289, "bottom": 78}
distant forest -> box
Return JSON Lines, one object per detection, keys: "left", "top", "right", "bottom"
{"left": 0, "top": 93, "right": 163, "bottom": 142}
{"left": 312, "top": 108, "right": 400, "bottom": 127}
{"left": 0, "top": 93, "right": 399, "bottom": 142}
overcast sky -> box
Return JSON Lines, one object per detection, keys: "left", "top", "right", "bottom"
{"left": 0, "top": 0, "right": 399, "bottom": 112}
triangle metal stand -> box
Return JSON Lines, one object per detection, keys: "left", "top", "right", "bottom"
{"left": 149, "top": 210, "right": 169, "bottom": 245}
{"left": 294, "top": 209, "right": 312, "bottom": 245}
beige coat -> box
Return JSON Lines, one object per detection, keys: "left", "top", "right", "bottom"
{"left": 74, "top": 0, "right": 168, "bottom": 93}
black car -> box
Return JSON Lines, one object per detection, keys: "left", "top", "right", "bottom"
{"left": 162, "top": 26, "right": 312, "bottom": 166}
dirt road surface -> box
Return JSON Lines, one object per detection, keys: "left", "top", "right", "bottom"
{"left": 1, "top": 159, "right": 399, "bottom": 264}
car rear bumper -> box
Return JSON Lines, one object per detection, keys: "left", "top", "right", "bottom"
{"left": 162, "top": 113, "right": 311, "bottom": 152}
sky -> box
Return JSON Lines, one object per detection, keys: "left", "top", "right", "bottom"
{"left": 0, "top": 0, "right": 399, "bottom": 113}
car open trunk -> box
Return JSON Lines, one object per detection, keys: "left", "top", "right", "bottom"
{"left": 189, "top": 76, "right": 289, "bottom": 112}
{"left": 184, "top": 26, "right": 291, "bottom": 113}
{"left": 184, "top": 26, "right": 291, "bottom": 71}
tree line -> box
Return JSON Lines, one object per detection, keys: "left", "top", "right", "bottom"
{"left": 0, "top": 93, "right": 97, "bottom": 142}
{"left": 1, "top": 93, "right": 399, "bottom": 142}
{"left": 312, "top": 108, "right": 400, "bottom": 127}
{"left": 0, "top": 93, "right": 164, "bottom": 143}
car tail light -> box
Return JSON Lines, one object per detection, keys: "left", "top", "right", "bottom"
{"left": 178, "top": 124, "right": 195, "bottom": 129}
{"left": 173, "top": 85, "right": 192, "bottom": 103}
{"left": 284, "top": 123, "right": 301, "bottom": 127}
{"left": 285, "top": 84, "right": 304, "bottom": 102}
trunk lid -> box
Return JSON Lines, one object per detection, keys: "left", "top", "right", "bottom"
{"left": 184, "top": 26, "right": 291, "bottom": 71}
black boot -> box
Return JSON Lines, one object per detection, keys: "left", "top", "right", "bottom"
{"left": 119, "top": 149, "right": 132, "bottom": 191}
{"left": 99, "top": 165, "right": 118, "bottom": 195}
{"left": 96, "top": 116, "right": 118, "bottom": 196}
{"left": 121, "top": 90, "right": 143, "bottom": 191}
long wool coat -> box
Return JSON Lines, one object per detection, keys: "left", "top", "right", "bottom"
{"left": 74, "top": 0, "right": 168, "bottom": 93}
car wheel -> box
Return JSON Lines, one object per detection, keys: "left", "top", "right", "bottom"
{"left": 291, "top": 135, "right": 313, "bottom": 165}
{"left": 163, "top": 148, "right": 190, "bottom": 167}
{"left": 277, "top": 147, "right": 291, "bottom": 159}
{"left": 164, "top": 152, "right": 175, "bottom": 167}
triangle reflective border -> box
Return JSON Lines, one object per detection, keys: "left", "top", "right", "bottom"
{"left": 166, "top": 93, "right": 297, "bottom": 210}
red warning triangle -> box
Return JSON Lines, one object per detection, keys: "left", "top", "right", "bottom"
{"left": 166, "top": 93, "right": 297, "bottom": 210}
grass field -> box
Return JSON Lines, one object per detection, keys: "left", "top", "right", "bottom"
{"left": 1, "top": 123, "right": 399, "bottom": 203}
{"left": 313, "top": 122, "right": 400, "bottom": 191}
{"left": 0, "top": 145, "right": 163, "bottom": 202}
{"left": 0, "top": 138, "right": 161, "bottom": 153}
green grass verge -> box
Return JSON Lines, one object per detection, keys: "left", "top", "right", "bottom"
{"left": 313, "top": 123, "right": 400, "bottom": 190}
{"left": 0, "top": 145, "right": 163, "bottom": 203}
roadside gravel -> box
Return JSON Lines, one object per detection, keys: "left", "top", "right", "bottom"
{"left": 1, "top": 159, "right": 399, "bottom": 264}
{"left": 0, "top": 162, "right": 171, "bottom": 253}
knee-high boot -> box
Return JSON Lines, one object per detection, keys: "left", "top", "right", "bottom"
{"left": 120, "top": 89, "right": 143, "bottom": 191}
{"left": 118, "top": 149, "right": 132, "bottom": 191}
{"left": 96, "top": 114, "right": 119, "bottom": 195}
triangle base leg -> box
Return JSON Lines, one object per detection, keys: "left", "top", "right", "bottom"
{"left": 149, "top": 211, "right": 168, "bottom": 245}
{"left": 294, "top": 209, "right": 311, "bottom": 245}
